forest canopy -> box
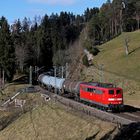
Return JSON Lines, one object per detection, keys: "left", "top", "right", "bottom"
{"left": 0, "top": 0, "right": 139, "bottom": 81}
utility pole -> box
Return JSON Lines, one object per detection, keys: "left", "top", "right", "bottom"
{"left": 2, "top": 70, "right": 4, "bottom": 88}
{"left": 65, "top": 63, "right": 68, "bottom": 79}
{"left": 29, "top": 66, "right": 32, "bottom": 85}
{"left": 54, "top": 66, "right": 57, "bottom": 94}
{"left": 62, "top": 66, "right": 64, "bottom": 78}
{"left": 35, "top": 66, "right": 39, "bottom": 80}
{"left": 59, "top": 67, "right": 61, "bottom": 77}
{"left": 0, "top": 69, "right": 1, "bottom": 89}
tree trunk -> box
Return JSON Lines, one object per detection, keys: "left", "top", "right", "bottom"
{"left": 124, "top": 38, "right": 129, "bottom": 55}
{"left": 100, "top": 27, "right": 104, "bottom": 43}
{"left": 109, "top": 20, "right": 113, "bottom": 38}
{"left": 137, "top": 16, "right": 140, "bottom": 30}
{"left": 120, "top": 9, "right": 123, "bottom": 33}
{"left": 20, "top": 62, "right": 24, "bottom": 73}
{"left": 138, "top": 18, "right": 140, "bottom": 30}
{"left": 115, "top": 18, "right": 117, "bottom": 36}
{"left": 112, "top": 19, "right": 114, "bottom": 37}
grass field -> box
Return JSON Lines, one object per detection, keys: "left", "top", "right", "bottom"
{"left": 0, "top": 101, "right": 116, "bottom": 140}
{"left": 81, "top": 30, "right": 140, "bottom": 107}
{"left": 0, "top": 84, "right": 116, "bottom": 140}
{"left": 94, "top": 30, "right": 140, "bottom": 82}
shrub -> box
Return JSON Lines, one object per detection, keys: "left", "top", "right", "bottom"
{"left": 90, "top": 47, "right": 100, "bottom": 56}
{"left": 82, "top": 55, "right": 89, "bottom": 67}
{"left": 83, "top": 39, "right": 100, "bottom": 56}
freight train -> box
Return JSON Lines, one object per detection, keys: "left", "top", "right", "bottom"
{"left": 38, "top": 74, "right": 124, "bottom": 111}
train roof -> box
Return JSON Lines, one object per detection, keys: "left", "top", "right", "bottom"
{"left": 81, "top": 82, "right": 116, "bottom": 88}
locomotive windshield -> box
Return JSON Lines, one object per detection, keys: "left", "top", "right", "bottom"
{"left": 109, "top": 90, "right": 114, "bottom": 94}
{"left": 116, "top": 90, "right": 121, "bottom": 94}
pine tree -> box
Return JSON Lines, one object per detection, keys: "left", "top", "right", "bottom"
{"left": 0, "top": 16, "right": 15, "bottom": 81}
{"left": 39, "top": 14, "right": 53, "bottom": 68}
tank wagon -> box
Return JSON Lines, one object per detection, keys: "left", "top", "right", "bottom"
{"left": 38, "top": 74, "right": 65, "bottom": 93}
{"left": 38, "top": 74, "right": 124, "bottom": 111}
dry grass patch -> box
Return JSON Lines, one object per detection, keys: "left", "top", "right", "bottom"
{"left": 0, "top": 101, "right": 116, "bottom": 140}
{"left": 0, "top": 84, "right": 29, "bottom": 103}
{"left": 124, "top": 91, "right": 140, "bottom": 107}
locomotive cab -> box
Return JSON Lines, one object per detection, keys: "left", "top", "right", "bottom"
{"left": 107, "top": 88, "right": 124, "bottom": 110}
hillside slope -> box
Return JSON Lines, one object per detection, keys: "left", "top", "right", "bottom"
{"left": 81, "top": 30, "right": 140, "bottom": 107}
{"left": 0, "top": 30, "right": 140, "bottom": 139}
{"left": 0, "top": 100, "right": 116, "bottom": 140}
{"left": 94, "top": 31, "right": 140, "bottom": 82}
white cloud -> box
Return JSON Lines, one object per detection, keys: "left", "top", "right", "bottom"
{"left": 28, "top": 0, "right": 75, "bottom": 5}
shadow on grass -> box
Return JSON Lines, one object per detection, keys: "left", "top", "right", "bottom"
{"left": 100, "top": 127, "right": 116, "bottom": 140}
{"left": 85, "top": 131, "right": 99, "bottom": 140}
{"left": 113, "top": 122, "right": 140, "bottom": 140}
{"left": 129, "top": 47, "right": 140, "bottom": 55}
{"left": 122, "top": 105, "right": 140, "bottom": 113}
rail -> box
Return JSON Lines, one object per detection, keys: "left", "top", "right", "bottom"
{"left": 53, "top": 94, "right": 135, "bottom": 125}
{"left": 39, "top": 87, "right": 139, "bottom": 125}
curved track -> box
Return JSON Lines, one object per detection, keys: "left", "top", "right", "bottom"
{"left": 38, "top": 86, "right": 140, "bottom": 125}
{"left": 113, "top": 110, "right": 140, "bottom": 123}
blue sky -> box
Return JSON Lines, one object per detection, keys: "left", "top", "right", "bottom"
{"left": 0, "top": 0, "right": 107, "bottom": 24}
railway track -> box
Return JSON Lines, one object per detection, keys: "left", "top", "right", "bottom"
{"left": 39, "top": 87, "right": 140, "bottom": 125}
{"left": 114, "top": 112, "right": 140, "bottom": 122}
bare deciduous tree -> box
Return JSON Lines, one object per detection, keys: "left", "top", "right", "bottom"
{"left": 124, "top": 37, "right": 129, "bottom": 55}
{"left": 15, "top": 44, "right": 28, "bottom": 72}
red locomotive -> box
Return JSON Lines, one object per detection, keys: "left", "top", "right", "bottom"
{"left": 38, "top": 74, "right": 124, "bottom": 111}
{"left": 80, "top": 82, "right": 123, "bottom": 111}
